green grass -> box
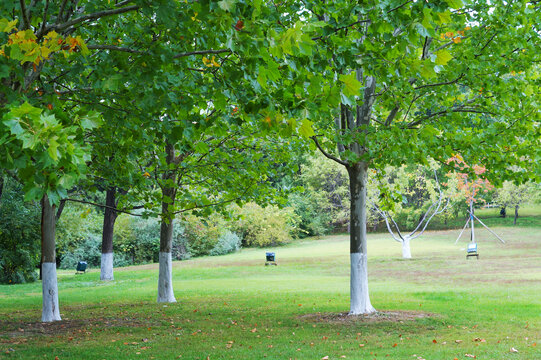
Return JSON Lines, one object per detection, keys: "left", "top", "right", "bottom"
{"left": 1, "top": 227, "right": 540, "bottom": 359}
{"left": 417, "top": 204, "right": 541, "bottom": 231}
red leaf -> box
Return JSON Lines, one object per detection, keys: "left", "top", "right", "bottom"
{"left": 234, "top": 20, "right": 244, "bottom": 31}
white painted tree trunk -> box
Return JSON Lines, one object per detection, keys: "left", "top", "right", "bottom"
{"left": 349, "top": 253, "right": 376, "bottom": 315}
{"left": 157, "top": 252, "right": 176, "bottom": 303}
{"left": 401, "top": 238, "right": 412, "bottom": 259}
{"left": 348, "top": 164, "right": 376, "bottom": 315}
{"left": 100, "top": 252, "right": 114, "bottom": 281}
{"left": 41, "top": 262, "right": 61, "bottom": 322}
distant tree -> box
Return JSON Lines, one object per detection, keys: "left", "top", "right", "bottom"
{"left": 496, "top": 181, "right": 538, "bottom": 225}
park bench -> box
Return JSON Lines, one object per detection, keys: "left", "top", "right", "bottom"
{"left": 466, "top": 243, "right": 479, "bottom": 260}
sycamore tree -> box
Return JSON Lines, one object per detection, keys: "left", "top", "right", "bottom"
{"left": 0, "top": 0, "right": 176, "bottom": 322}
{"left": 266, "top": 0, "right": 540, "bottom": 314}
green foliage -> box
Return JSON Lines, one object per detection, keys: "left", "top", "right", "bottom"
{"left": 231, "top": 203, "right": 298, "bottom": 247}
{"left": 209, "top": 231, "right": 241, "bottom": 256}
{"left": 289, "top": 155, "right": 350, "bottom": 236}
{"left": 181, "top": 214, "right": 226, "bottom": 257}
{"left": 59, "top": 233, "right": 101, "bottom": 270}
{"left": 0, "top": 177, "right": 40, "bottom": 284}
{"left": 115, "top": 216, "right": 160, "bottom": 264}
{"left": 56, "top": 203, "right": 102, "bottom": 261}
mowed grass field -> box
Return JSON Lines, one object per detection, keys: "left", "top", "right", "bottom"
{"left": 1, "top": 226, "right": 540, "bottom": 360}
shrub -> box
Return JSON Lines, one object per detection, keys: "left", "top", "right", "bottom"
{"left": 181, "top": 214, "right": 224, "bottom": 257}
{"left": 59, "top": 233, "right": 101, "bottom": 269}
{"left": 116, "top": 216, "right": 160, "bottom": 264}
{"left": 231, "top": 202, "right": 298, "bottom": 247}
{"left": 209, "top": 231, "right": 241, "bottom": 256}
{"left": 0, "top": 178, "right": 41, "bottom": 284}
{"left": 56, "top": 202, "right": 103, "bottom": 262}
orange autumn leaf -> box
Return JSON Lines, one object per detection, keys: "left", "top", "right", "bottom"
{"left": 453, "top": 37, "right": 461, "bottom": 43}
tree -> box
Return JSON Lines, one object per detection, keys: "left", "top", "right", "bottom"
{"left": 268, "top": 0, "right": 540, "bottom": 314}
{"left": 496, "top": 181, "right": 538, "bottom": 225}
{"left": 373, "top": 168, "right": 449, "bottom": 259}
{"left": 0, "top": 0, "right": 151, "bottom": 322}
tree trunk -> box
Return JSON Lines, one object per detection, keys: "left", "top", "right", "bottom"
{"left": 157, "top": 143, "right": 177, "bottom": 303}
{"left": 0, "top": 175, "right": 4, "bottom": 201}
{"left": 41, "top": 194, "right": 61, "bottom": 322}
{"left": 100, "top": 188, "right": 118, "bottom": 281}
{"left": 347, "top": 163, "right": 376, "bottom": 315}
{"left": 514, "top": 205, "right": 518, "bottom": 226}
{"left": 401, "top": 237, "right": 412, "bottom": 259}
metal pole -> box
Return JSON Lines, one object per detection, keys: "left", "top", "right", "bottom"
{"left": 455, "top": 216, "right": 471, "bottom": 244}
{"left": 470, "top": 198, "right": 475, "bottom": 243}
{"left": 468, "top": 211, "right": 506, "bottom": 244}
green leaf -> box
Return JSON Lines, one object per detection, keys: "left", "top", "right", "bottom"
{"left": 48, "top": 138, "right": 59, "bottom": 162}
{"left": 435, "top": 50, "right": 453, "bottom": 65}
{"left": 24, "top": 186, "right": 43, "bottom": 202}
{"left": 524, "top": 85, "right": 534, "bottom": 97}
{"left": 299, "top": 119, "right": 315, "bottom": 138}
{"left": 436, "top": 11, "right": 452, "bottom": 24}
{"left": 419, "top": 63, "right": 436, "bottom": 79}
{"left": 445, "top": 0, "right": 464, "bottom": 9}
{"left": 11, "top": 102, "right": 42, "bottom": 119}
{"left": 218, "top": 0, "right": 236, "bottom": 12}
{"left": 339, "top": 73, "right": 362, "bottom": 97}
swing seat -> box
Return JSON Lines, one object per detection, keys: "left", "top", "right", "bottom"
{"left": 466, "top": 243, "right": 479, "bottom": 260}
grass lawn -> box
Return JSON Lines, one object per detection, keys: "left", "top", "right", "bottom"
{"left": 1, "top": 226, "right": 540, "bottom": 359}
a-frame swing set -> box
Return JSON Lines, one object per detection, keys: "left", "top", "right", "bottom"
{"left": 455, "top": 198, "right": 505, "bottom": 259}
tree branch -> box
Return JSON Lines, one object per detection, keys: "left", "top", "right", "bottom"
{"left": 413, "top": 74, "right": 464, "bottom": 90}
{"left": 66, "top": 198, "right": 144, "bottom": 216}
{"left": 19, "top": 0, "right": 31, "bottom": 30}
{"left": 173, "top": 49, "right": 231, "bottom": 59}
{"left": 86, "top": 44, "right": 145, "bottom": 54}
{"left": 47, "top": 5, "right": 140, "bottom": 33}
{"left": 311, "top": 136, "right": 348, "bottom": 166}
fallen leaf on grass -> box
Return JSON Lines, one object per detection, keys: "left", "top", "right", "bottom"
{"left": 432, "top": 339, "right": 437, "bottom": 343}
{"left": 465, "top": 354, "right": 476, "bottom": 358}
{"left": 510, "top": 347, "right": 518, "bottom": 353}
{"left": 321, "top": 357, "right": 329, "bottom": 360}
{"left": 455, "top": 340, "right": 463, "bottom": 343}
{"left": 359, "top": 344, "right": 365, "bottom": 347}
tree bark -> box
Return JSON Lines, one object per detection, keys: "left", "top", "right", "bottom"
{"left": 157, "top": 143, "right": 177, "bottom": 303}
{"left": 41, "top": 194, "right": 61, "bottom": 322}
{"left": 0, "top": 175, "right": 4, "bottom": 202}
{"left": 100, "top": 187, "right": 118, "bottom": 281}
{"left": 514, "top": 205, "right": 518, "bottom": 226}
{"left": 347, "top": 163, "right": 376, "bottom": 315}
{"left": 401, "top": 237, "right": 412, "bottom": 259}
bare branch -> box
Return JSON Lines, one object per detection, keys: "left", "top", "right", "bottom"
{"left": 66, "top": 198, "right": 144, "bottom": 216}
{"left": 19, "top": 0, "right": 31, "bottom": 30}
{"left": 385, "top": 105, "right": 400, "bottom": 126}
{"left": 173, "top": 49, "right": 230, "bottom": 59}
{"left": 312, "top": 19, "right": 371, "bottom": 41}
{"left": 47, "top": 5, "right": 140, "bottom": 33}
{"left": 311, "top": 136, "right": 348, "bottom": 167}
{"left": 87, "top": 44, "right": 145, "bottom": 54}
{"left": 413, "top": 74, "right": 464, "bottom": 90}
